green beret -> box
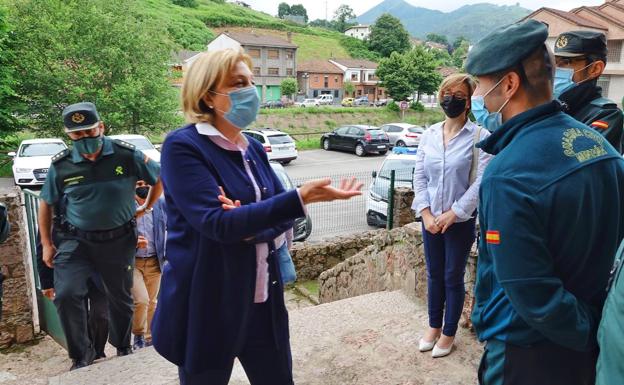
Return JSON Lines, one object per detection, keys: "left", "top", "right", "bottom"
{"left": 554, "top": 30, "right": 607, "bottom": 58}
{"left": 466, "top": 19, "right": 548, "bottom": 76}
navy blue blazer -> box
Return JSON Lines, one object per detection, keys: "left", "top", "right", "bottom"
{"left": 151, "top": 124, "right": 304, "bottom": 373}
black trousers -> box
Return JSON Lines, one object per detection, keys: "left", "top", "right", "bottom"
{"left": 478, "top": 339, "right": 598, "bottom": 385}
{"left": 178, "top": 300, "right": 294, "bottom": 385}
{"left": 86, "top": 277, "right": 109, "bottom": 357}
{"left": 53, "top": 231, "right": 136, "bottom": 361}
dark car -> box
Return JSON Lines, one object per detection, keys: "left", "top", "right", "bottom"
{"left": 353, "top": 96, "right": 370, "bottom": 107}
{"left": 260, "top": 100, "right": 285, "bottom": 109}
{"left": 269, "top": 162, "right": 312, "bottom": 242}
{"left": 321, "top": 125, "right": 390, "bottom": 157}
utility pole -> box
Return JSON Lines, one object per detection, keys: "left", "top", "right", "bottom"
{"left": 325, "top": 1, "right": 328, "bottom": 20}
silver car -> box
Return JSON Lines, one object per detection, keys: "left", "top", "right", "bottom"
{"left": 380, "top": 123, "right": 424, "bottom": 147}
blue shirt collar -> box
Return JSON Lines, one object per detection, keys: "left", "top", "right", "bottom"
{"left": 70, "top": 136, "right": 114, "bottom": 163}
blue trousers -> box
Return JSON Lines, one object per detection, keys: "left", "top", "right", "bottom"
{"left": 422, "top": 218, "right": 475, "bottom": 336}
{"left": 178, "top": 299, "right": 294, "bottom": 385}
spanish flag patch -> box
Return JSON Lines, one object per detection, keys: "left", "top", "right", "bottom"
{"left": 591, "top": 120, "right": 609, "bottom": 131}
{"left": 486, "top": 231, "right": 500, "bottom": 245}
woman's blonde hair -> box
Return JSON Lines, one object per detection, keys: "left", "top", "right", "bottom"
{"left": 437, "top": 73, "right": 477, "bottom": 104}
{"left": 181, "top": 48, "right": 253, "bottom": 124}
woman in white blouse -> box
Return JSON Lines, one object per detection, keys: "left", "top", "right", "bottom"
{"left": 412, "top": 73, "right": 492, "bottom": 358}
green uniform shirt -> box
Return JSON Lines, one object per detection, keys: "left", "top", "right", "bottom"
{"left": 40, "top": 136, "right": 160, "bottom": 231}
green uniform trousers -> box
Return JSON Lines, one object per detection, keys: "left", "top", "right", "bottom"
{"left": 53, "top": 230, "right": 136, "bottom": 361}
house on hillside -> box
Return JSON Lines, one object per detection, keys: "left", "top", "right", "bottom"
{"left": 297, "top": 60, "right": 344, "bottom": 100}
{"left": 170, "top": 50, "right": 202, "bottom": 86}
{"left": 227, "top": 0, "right": 250, "bottom": 8}
{"left": 207, "top": 31, "right": 298, "bottom": 102}
{"left": 344, "top": 25, "right": 370, "bottom": 40}
{"left": 524, "top": 0, "right": 624, "bottom": 106}
{"left": 329, "top": 59, "right": 386, "bottom": 102}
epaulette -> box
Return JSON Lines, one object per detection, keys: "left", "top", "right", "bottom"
{"left": 111, "top": 139, "right": 136, "bottom": 150}
{"left": 51, "top": 149, "right": 70, "bottom": 163}
{"left": 590, "top": 97, "right": 617, "bottom": 108}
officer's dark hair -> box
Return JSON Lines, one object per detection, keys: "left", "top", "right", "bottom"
{"left": 587, "top": 54, "right": 607, "bottom": 65}
{"left": 489, "top": 44, "right": 554, "bottom": 102}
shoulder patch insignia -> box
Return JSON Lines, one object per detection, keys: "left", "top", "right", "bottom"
{"left": 562, "top": 128, "right": 607, "bottom": 163}
{"left": 486, "top": 231, "right": 500, "bottom": 245}
{"left": 112, "top": 139, "right": 136, "bottom": 150}
{"left": 590, "top": 120, "right": 609, "bottom": 131}
{"left": 51, "top": 149, "right": 70, "bottom": 163}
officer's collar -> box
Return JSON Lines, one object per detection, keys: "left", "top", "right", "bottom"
{"left": 477, "top": 100, "right": 562, "bottom": 155}
{"left": 70, "top": 136, "right": 114, "bottom": 163}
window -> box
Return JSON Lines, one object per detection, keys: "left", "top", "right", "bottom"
{"left": 368, "top": 73, "right": 377, "bottom": 81}
{"left": 268, "top": 49, "right": 280, "bottom": 59}
{"left": 387, "top": 125, "right": 402, "bottom": 133}
{"left": 314, "top": 75, "right": 319, "bottom": 82}
{"left": 597, "top": 75, "right": 611, "bottom": 95}
{"left": 286, "top": 68, "right": 293, "bottom": 76}
{"left": 268, "top": 68, "right": 279, "bottom": 76}
{"left": 324, "top": 76, "right": 329, "bottom": 88}
{"left": 248, "top": 49, "right": 261, "bottom": 58}
{"left": 378, "top": 89, "right": 383, "bottom": 95}
{"left": 357, "top": 89, "right": 362, "bottom": 96}
{"left": 253, "top": 67, "right": 261, "bottom": 76}
{"left": 335, "top": 76, "right": 339, "bottom": 83}
{"left": 335, "top": 126, "right": 349, "bottom": 135}
{"left": 347, "top": 127, "right": 363, "bottom": 136}
{"left": 313, "top": 90, "right": 319, "bottom": 97}
{"left": 19, "top": 142, "right": 66, "bottom": 157}
{"left": 334, "top": 90, "right": 339, "bottom": 97}
{"left": 607, "top": 40, "right": 622, "bottom": 63}
{"left": 286, "top": 50, "right": 294, "bottom": 60}
{"left": 351, "top": 73, "right": 359, "bottom": 81}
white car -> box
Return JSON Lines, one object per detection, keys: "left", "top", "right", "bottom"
{"left": 380, "top": 123, "right": 424, "bottom": 147}
{"left": 9, "top": 138, "right": 68, "bottom": 187}
{"left": 366, "top": 147, "right": 417, "bottom": 227}
{"left": 315, "top": 94, "right": 334, "bottom": 105}
{"left": 298, "top": 99, "right": 319, "bottom": 108}
{"left": 243, "top": 128, "right": 298, "bottom": 165}
{"left": 108, "top": 134, "right": 161, "bottom": 163}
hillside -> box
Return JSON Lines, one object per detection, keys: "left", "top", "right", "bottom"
{"left": 137, "top": 0, "right": 352, "bottom": 61}
{"left": 357, "top": 0, "right": 531, "bottom": 43}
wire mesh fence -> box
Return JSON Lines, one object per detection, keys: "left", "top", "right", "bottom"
{"left": 292, "top": 170, "right": 377, "bottom": 242}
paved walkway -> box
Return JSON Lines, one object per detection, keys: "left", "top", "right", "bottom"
{"left": 49, "top": 291, "right": 482, "bottom": 385}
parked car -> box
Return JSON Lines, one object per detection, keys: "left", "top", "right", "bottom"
{"left": 353, "top": 96, "right": 370, "bottom": 107}
{"left": 260, "top": 100, "right": 285, "bottom": 109}
{"left": 374, "top": 99, "right": 389, "bottom": 107}
{"left": 341, "top": 97, "right": 354, "bottom": 107}
{"left": 380, "top": 123, "right": 424, "bottom": 147}
{"left": 298, "top": 99, "right": 319, "bottom": 108}
{"left": 315, "top": 94, "right": 334, "bottom": 105}
{"left": 243, "top": 128, "right": 298, "bottom": 164}
{"left": 366, "top": 147, "right": 417, "bottom": 227}
{"left": 321, "top": 125, "right": 389, "bottom": 157}
{"left": 109, "top": 134, "right": 161, "bottom": 163}
{"left": 9, "top": 138, "right": 68, "bottom": 187}
{"left": 269, "top": 162, "right": 312, "bottom": 241}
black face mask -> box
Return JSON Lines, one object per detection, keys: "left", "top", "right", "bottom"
{"left": 440, "top": 96, "right": 467, "bottom": 118}
{"left": 135, "top": 186, "right": 149, "bottom": 199}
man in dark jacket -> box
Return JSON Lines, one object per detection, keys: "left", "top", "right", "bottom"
{"left": 554, "top": 30, "right": 624, "bottom": 153}
{"left": 466, "top": 20, "right": 624, "bottom": 385}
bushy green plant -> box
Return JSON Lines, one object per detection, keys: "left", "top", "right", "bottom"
{"left": 172, "top": 0, "right": 197, "bottom": 8}
{"left": 386, "top": 101, "right": 400, "bottom": 112}
{"left": 410, "top": 101, "right": 425, "bottom": 112}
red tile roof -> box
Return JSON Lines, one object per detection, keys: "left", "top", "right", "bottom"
{"left": 297, "top": 60, "right": 343, "bottom": 74}
{"left": 523, "top": 7, "right": 607, "bottom": 30}
{"left": 573, "top": 6, "right": 624, "bottom": 29}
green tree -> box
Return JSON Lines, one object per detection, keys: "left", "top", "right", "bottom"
{"left": 426, "top": 33, "right": 449, "bottom": 46}
{"left": 368, "top": 14, "right": 411, "bottom": 58}
{"left": 280, "top": 78, "right": 298, "bottom": 99}
{"left": 428, "top": 47, "right": 453, "bottom": 67}
{"left": 376, "top": 52, "right": 413, "bottom": 101}
{"left": 7, "top": 0, "right": 178, "bottom": 136}
{"left": 405, "top": 46, "right": 443, "bottom": 99}
{"left": 333, "top": 4, "right": 356, "bottom": 33}
{"left": 0, "top": 7, "right": 20, "bottom": 133}
{"left": 343, "top": 81, "right": 355, "bottom": 96}
{"left": 172, "top": 0, "right": 197, "bottom": 7}
{"left": 339, "top": 36, "right": 379, "bottom": 61}
{"left": 451, "top": 40, "right": 470, "bottom": 68}
{"left": 452, "top": 36, "right": 469, "bottom": 51}
{"left": 277, "top": 2, "right": 291, "bottom": 19}
{"left": 289, "top": 4, "right": 308, "bottom": 23}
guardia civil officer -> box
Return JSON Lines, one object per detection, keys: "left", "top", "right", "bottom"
{"left": 554, "top": 31, "right": 624, "bottom": 153}
{"left": 38, "top": 102, "right": 162, "bottom": 371}
{"left": 466, "top": 20, "right": 624, "bottom": 385}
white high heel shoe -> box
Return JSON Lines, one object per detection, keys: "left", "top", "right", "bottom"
{"left": 418, "top": 338, "right": 437, "bottom": 352}
{"left": 431, "top": 340, "right": 454, "bottom": 358}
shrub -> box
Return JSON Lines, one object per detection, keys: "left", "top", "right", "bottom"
{"left": 410, "top": 101, "right": 425, "bottom": 112}
{"left": 386, "top": 102, "right": 400, "bottom": 112}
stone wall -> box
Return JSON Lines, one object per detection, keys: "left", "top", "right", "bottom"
{"left": 0, "top": 188, "right": 36, "bottom": 347}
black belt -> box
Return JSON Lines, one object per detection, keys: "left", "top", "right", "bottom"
{"left": 66, "top": 220, "right": 136, "bottom": 242}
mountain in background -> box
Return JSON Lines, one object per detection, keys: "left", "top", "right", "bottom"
{"left": 357, "top": 0, "right": 532, "bottom": 43}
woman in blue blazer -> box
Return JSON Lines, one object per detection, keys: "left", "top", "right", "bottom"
{"left": 151, "top": 48, "right": 362, "bottom": 385}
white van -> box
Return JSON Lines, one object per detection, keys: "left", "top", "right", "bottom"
{"left": 316, "top": 94, "right": 334, "bottom": 105}
{"left": 365, "top": 147, "right": 417, "bottom": 227}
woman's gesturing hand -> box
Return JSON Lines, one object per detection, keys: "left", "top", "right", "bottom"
{"left": 299, "top": 177, "right": 363, "bottom": 205}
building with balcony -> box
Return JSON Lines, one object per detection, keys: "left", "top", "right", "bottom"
{"left": 525, "top": 0, "right": 624, "bottom": 106}
{"left": 296, "top": 60, "right": 344, "bottom": 100}
{"left": 329, "top": 59, "right": 386, "bottom": 102}
{"left": 206, "top": 31, "right": 298, "bottom": 102}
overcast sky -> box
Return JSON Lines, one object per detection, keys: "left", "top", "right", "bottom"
{"left": 245, "top": 0, "right": 604, "bottom": 21}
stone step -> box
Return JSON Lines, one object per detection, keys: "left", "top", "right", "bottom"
{"left": 49, "top": 291, "right": 482, "bottom": 385}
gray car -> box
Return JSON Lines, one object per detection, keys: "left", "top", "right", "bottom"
{"left": 380, "top": 123, "right": 424, "bottom": 147}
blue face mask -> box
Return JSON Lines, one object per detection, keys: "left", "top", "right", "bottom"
{"left": 73, "top": 135, "right": 103, "bottom": 154}
{"left": 211, "top": 86, "right": 259, "bottom": 129}
{"left": 553, "top": 67, "right": 575, "bottom": 98}
{"left": 471, "top": 77, "right": 510, "bottom": 132}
